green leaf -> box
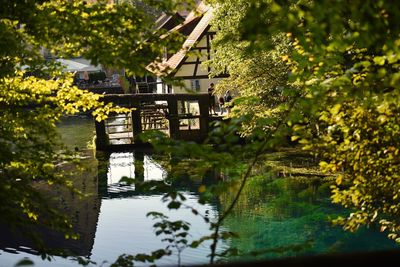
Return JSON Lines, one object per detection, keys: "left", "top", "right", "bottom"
{"left": 167, "top": 201, "right": 181, "bottom": 209}
{"left": 329, "top": 104, "right": 341, "bottom": 116}
{"left": 15, "top": 258, "right": 34, "bottom": 266}
{"left": 373, "top": 56, "right": 385, "bottom": 66}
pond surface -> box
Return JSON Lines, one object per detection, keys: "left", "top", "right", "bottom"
{"left": 0, "top": 116, "right": 398, "bottom": 266}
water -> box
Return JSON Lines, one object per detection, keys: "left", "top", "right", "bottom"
{"left": 0, "top": 117, "right": 398, "bottom": 266}
{"left": 222, "top": 177, "right": 397, "bottom": 262}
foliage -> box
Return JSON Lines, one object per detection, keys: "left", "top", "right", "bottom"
{"left": 3, "top": 0, "right": 400, "bottom": 265}
{"left": 119, "top": 75, "right": 131, "bottom": 93}
{"left": 0, "top": 71, "right": 120, "bottom": 248}
{"left": 318, "top": 97, "right": 400, "bottom": 240}
{"left": 147, "top": 212, "right": 191, "bottom": 267}
{"left": 133, "top": 129, "right": 331, "bottom": 265}
{"left": 209, "top": 0, "right": 301, "bottom": 137}
{"left": 0, "top": 0, "right": 194, "bottom": 256}
{"left": 139, "top": 118, "right": 278, "bottom": 264}
{"left": 103, "top": 1, "right": 400, "bottom": 264}
{"left": 216, "top": 148, "right": 328, "bottom": 259}
{"left": 111, "top": 250, "right": 170, "bottom": 267}
{"left": 208, "top": 0, "right": 400, "bottom": 243}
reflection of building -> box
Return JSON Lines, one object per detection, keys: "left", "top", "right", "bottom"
{"left": 147, "top": 1, "right": 228, "bottom": 94}
{"left": 96, "top": 150, "right": 220, "bottom": 198}
{"left": 0, "top": 156, "right": 100, "bottom": 257}
{"left": 97, "top": 151, "right": 167, "bottom": 198}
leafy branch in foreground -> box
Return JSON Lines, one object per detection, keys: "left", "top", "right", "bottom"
{"left": 147, "top": 212, "right": 191, "bottom": 267}
{"left": 1, "top": 0, "right": 195, "bottom": 260}
{"left": 135, "top": 98, "right": 299, "bottom": 264}
{"left": 209, "top": 0, "right": 400, "bottom": 243}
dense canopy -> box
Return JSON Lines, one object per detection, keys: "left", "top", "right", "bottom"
{"left": 209, "top": 0, "right": 400, "bottom": 242}
{"left": 0, "top": 0, "right": 193, "bottom": 250}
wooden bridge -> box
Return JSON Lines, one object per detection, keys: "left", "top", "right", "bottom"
{"left": 95, "top": 93, "right": 218, "bottom": 150}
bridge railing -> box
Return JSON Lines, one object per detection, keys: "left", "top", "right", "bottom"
{"left": 95, "top": 93, "right": 210, "bottom": 150}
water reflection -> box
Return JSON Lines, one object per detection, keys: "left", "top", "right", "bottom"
{"left": 103, "top": 152, "right": 167, "bottom": 196}
{"left": 1, "top": 117, "right": 398, "bottom": 267}
{"left": 0, "top": 147, "right": 218, "bottom": 267}
{"left": 93, "top": 151, "right": 219, "bottom": 265}
{"left": 0, "top": 155, "right": 100, "bottom": 266}
{"left": 92, "top": 194, "right": 216, "bottom": 266}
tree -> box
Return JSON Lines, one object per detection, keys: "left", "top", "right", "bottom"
{"left": 0, "top": 0, "right": 193, "bottom": 253}
{"left": 208, "top": 0, "right": 400, "bottom": 242}
{"left": 209, "top": 0, "right": 300, "bottom": 139}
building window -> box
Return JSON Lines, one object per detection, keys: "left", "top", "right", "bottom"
{"left": 190, "top": 79, "right": 200, "bottom": 91}
{"left": 178, "top": 100, "right": 200, "bottom": 130}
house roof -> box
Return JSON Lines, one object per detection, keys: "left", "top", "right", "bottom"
{"left": 147, "top": 2, "right": 213, "bottom": 77}
{"left": 57, "top": 58, "right": 102, "bottom": 72}
{"left": 154, "top": 12, "right": 184, "bottom": 31}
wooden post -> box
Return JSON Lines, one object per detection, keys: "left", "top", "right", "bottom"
{"left": 134, "top": 150, "right": 145, "bottom": 182}
{"left": 198, "top": 94, "right": 209, "bottom": 140}
{"left": 95, "top": 120, "right": 108, "bottom": 150}
{"left": 131, "top": 98, "right": 142, "bottom": 143}
{"left": 96, "top": 151, "right": 109, "bottom": 195}
{"left": 96, "top": 93, "right": 212, "bottom": 149}
{"left": 167, "top": 96, "right": 179, "bottom": 139}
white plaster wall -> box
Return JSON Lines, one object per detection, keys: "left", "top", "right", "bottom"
{"left": 197, "top": 63, "right": 209, "bottom": 76}
{"left": 175, "top": 64, "right": 196, "bottom": 77}
{"left": 174, "top": 34, "right": 211, "bottom": 78}
{"left": 168, "top": 34, "right": 224, "bottom": 93}
{"left": 197, "top": 36, "right": 207, "bottom": 47}
{"left": 156, "top": 77, "right": 164, "bottom": 94}
{"left": 172, "top": 78, "right": 223, "bottom": 93}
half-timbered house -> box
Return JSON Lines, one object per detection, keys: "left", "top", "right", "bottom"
{"left": 147, "top": 1, "right": 228, "bottom": 94}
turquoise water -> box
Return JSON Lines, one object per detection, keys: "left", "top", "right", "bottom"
{"left": 223, "top": 177, "right": 397, "bottom": 262}
{"left": 0, "top": 117, "right": 397, "bottom": 266}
